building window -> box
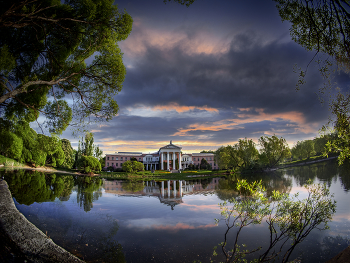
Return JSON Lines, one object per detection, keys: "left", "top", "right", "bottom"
{"left": 107, "top": 157, "right": 109, "bottom": 160}
{"left": 210, "top": 157, "right": 212, "bottom": 161}
{"left": 107, "top": 162, "right": 109, "bottom": 166}
{"left": 121, "top": 157, "right": 123, "bottom": 161}
{"left": 111, "top": 163, "right": 114, "bottom": 166}
{"left": 116, "top": 157, "right": 118, "bottom": 160}
{"left": 116, "top": 163, "right": 118, "bottom": 167}
{"left": 139, "top": 158, "right": 141, "bottom": 161}
{"left": 112, "top": 157, "right": 114, "bottom": 160}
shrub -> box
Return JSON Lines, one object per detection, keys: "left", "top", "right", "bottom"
{"left": 80, "top": 156, "right": 101, "bottom": 173}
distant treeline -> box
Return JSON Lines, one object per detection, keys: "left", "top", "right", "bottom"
{"left": 213, "top": 134, "right": 338, "bottom": 173}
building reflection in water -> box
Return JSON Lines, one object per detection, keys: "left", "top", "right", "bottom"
{"left": 103, "top": 178, "right": 220, "bottom": 210}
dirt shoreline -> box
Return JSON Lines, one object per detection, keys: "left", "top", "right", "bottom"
{"left": 0, "top": 165, "right": 93, "bottom": 176}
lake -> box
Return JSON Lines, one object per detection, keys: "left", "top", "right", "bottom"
{"left": 1, "top": 160, "right": 350, "bottom": 262}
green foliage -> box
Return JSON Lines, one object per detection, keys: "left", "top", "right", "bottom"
{"left": 291, "top": 140, "right": 316, "bottom": 160}
{"left": 60, "top": 139, "right": 75, "bottom": 169}
{"left": 215, "top": 180, "right": 336, "bottom": 263}
{"left": 274, "top": 0, "right": 350, "bottom": 164}
{"left": 200, "top": 158, "right": 211, "bottom": 170}
{"left": 275, "top": 0, "right": 350, "bottom": 66}
{"left": 122, "top": 180, "right": 144, "bottom": 192}
{"left": 258, "top": 135, "right": 291, "bottom": 168}
{"left": 122, "top": 160, "right": 144, "bottom": 173}
{"left": 80, "top": 155, "right": 102, "bottom": 173}
{"left": 75, "top": 132, "right": 104, "bottom": 169}
{"left": 0, "top": 154, "right": 24, "bottom": 167}
{"left": 0, "top": 0, "right": 133, "bottom": 133}
{"left": 0, "top": 129, "right": 23, "bottom": 160}
{"left": 76, "top": 176, "right": 103, "bottom": 212}
{"left": 81, "top": 132, "right": 95, "bottom": 157}
{"left": 2, "top": 170, "right": 75, "bottom": 205}
{"left": 215, "top": 138, "right": 260, "bottom": 171}
{"left": 323, "top": 93, "right": 350, "bottom": 164}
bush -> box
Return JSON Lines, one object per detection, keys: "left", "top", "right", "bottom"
{"left": 122, "top": 160, "right": 144, "bottom": 173}
{"left": 80, "top": 156, "right": 101, "bottom": 173}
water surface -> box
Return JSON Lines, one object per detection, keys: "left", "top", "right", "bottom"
{"left": 2, "top": 160, "right": 350, "bottom": 262}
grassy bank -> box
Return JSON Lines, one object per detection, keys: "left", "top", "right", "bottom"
{"left": 99, "top": 169, "right": 227, "bottom": 180}
{"left": 0, "top": 155, "right": 24, "bottom": 167}
{"left": 280, "top": 154, "right": 338, "bottom": 168}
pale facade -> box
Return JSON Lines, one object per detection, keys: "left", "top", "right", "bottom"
{"left": 105, "top": 141, "right": 218, "bottom": 170}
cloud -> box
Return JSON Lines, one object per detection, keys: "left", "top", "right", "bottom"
{"left": 128, "top": 222, "right": 217, "bottom": 233}
{"left": 60, "top": 0, "right": 346, "bottom": 153}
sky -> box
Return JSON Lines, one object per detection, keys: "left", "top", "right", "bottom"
{"left": 60, "top": 0, "right": 350, "bottom": 154}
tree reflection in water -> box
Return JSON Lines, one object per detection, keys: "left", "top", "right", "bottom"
{"left": 216, "top": 170, "right": 293, "bottom": 201}
{"left": 121, "top": 178, "right": 144, "bottom": 192}
{"left": 1, "top": 169, "right": 125, "bottom": 262}
{"left": 2, "top": 170, "right": 74, "bottom": 205}
{"left": 75, "top": 176, "right": 103, "bottom": 212}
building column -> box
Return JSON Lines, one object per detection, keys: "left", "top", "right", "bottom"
{"left": 167, "top": 152, "right": 170, "bottom": 170}
{"left": 161, "top": 152, "right": 164, "bottom": 170}
{"left": 179, "top": 152, "right": 182, "bottom": 170}
{"left": 173, "top": 180, "right": 176, "bottom": 197}
{"left": 173, "top": 152, "right": 176, "bottom": 170}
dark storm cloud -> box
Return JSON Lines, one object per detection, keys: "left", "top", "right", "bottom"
{"left": 60, "top": 0, "right": 350, "bottom": 152}
{"left": 119, "top": 27, "right": 329, "bottom": 124}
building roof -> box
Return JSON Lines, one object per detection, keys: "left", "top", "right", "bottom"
{"left": 159, "top": 140, "right": 182, "bottom": 150}
{"left": 191, "top": 153, "right": 215, "bottom": 156}
{"left": 108, "top": 152, "right": 143, "bottom": 156}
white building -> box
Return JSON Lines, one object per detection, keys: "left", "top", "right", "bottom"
{"left": 105, "top": 141, "right": 217, "bottom": 170}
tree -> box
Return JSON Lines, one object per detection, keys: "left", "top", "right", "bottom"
{"left": 122, "top": 160, "right": 144, "bottom": 173}
{"left": 0, "top": 0, "right": 133, "bottom": 134}
{"left": 80, "top": 155, "right": 101, "bottom": 173}
{"left": 258, "top": 135, "right": 291, "bottom": 168}
{"left": 274, "top": 0, "right": 350, "bottom": 70}
{"left": 200, "top": 158, "right": 211, "bottom": 170}
{"left": 214, "top": 180, "right": 336, "bottom": 263}
{"left": 216, "top": 145, "right": 242, "bottom": 171}
{"left": 274, "top": 0, "right": 350, "bottom": 164}
{"left": 60, "top": 139, "right": 75, "bottom": 169}
{"left": 314, "top": 135, "right": 334, "bottom": 156}
{"left": 0, "top": 128, "right": 23, "bottom": 160}
{"left": 75, "top": 132, "right": 104, "bottom": 168}
{"left": 324, "top": 92, "right": 350, "bottom": 164}
{"left": 291, "top": 139, "right": 316, "bottom": 160}
{"left": 215, "top": 139, "right": 260, "bottom": 172}
{"left": 236, "top": 138, "right": 259, "bottom": 169}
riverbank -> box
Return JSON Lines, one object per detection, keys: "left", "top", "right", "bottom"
{"left": 278, "top": 156, "right": 338, "bottom": 169}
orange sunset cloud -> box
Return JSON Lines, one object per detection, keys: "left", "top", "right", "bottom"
{"left": 120, "top": 17, "right": 229, "bottom": 58}
{"left": 173, "top": 108, "right": 318, "bottom": 137}
{"left": 148, "top": 103, "right": 218, "bottom": 113}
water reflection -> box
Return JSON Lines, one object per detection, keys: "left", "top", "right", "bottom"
{"left": 76, "top": 176, "right": 103, "bottom": 212}
{"left": 2, "top": 170, "right": 74, "bottom": 205}
{"left": 104, "top": 178, "right": 221, "bottom": 210}
{"left": 1, "top": 161, "right": 349, "bottom": 263}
